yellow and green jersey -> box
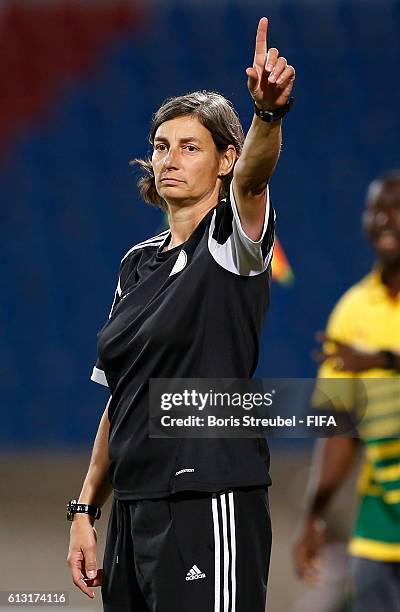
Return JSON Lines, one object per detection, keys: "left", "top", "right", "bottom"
{"left": 317, "top": 269, "right": 400, "bottom": 562}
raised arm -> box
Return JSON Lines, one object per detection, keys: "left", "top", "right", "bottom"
{"left": 233, "top": 17, "right": 295, "bottom": 240}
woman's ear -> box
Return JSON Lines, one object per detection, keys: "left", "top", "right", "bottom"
{"left": 218, "top": 145, "right": 237, "bottom": 178}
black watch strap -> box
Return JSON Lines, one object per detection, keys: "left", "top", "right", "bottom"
{"left": 381, "top": 350, "right": 398, "bottom": 370}
{"left": 66, "top": 499, "right": 101, "bottom": 522}
{"left": 254, "top": 98, "right": 294, "bottom": 122}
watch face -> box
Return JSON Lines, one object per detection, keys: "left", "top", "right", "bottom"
{"left": 66, "top": 500, "right": 76, "bottom": 521}
{"left": 65, "top": 500, "right": 100, "bottom": 521}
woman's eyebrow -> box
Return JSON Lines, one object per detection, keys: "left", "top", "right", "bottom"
{"left": 154, "top": 136, "right": 202, "bottom": 143}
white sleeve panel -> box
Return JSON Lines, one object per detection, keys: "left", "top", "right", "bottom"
{"left": 208, "top": 181, "right": 275, "bottom": 276}
{"left": 90, "top": 257, "right": 125, "bottom": 387}
{"left": 91, "top": 366, "right": 109, "bottom": 387}
{"left": 108, "top": 276, "right": 122, "bottom": 318}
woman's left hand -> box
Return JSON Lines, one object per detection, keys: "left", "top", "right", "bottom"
{"left": 246, "top": 17, "right": 295, "bottom": 111}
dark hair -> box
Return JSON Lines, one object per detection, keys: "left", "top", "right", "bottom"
{"left": 366, "top": 169, "right": 400, "bottom": 204}
{"left": 131, "top": 90, "right": 245, "bottom": 210}
{"left": 378, "top": 170, "right": 400, "bottom": 182}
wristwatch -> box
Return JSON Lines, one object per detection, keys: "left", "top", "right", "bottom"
{"left": 380, "top": 350, "right": 398, "bottom": 370}
{"left": 66, "top": 499, "right": 101, "bottom": 522}
{"left": 254, "top": 98, "right": 294, "bottom": 122}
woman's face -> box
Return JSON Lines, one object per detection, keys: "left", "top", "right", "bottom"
{"left": 152, "top": 115, "right": 232, "bottom": 207}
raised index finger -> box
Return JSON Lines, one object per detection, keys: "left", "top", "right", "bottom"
{"left": 253, "top": 17, "right": 269, "bottom": 68}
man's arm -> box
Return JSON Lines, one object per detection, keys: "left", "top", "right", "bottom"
{"left": 294, "top": 437, "right": 359, "bottom": 582}
{"left": 233, "top": 17, "right": 295, "bottom": 241}
{"left": 314, "top": 331, "right": 400, "bottom": 373}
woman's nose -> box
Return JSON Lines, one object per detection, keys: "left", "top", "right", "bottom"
{"left": 163, "top": 147, "right": 180, "bottom": 168}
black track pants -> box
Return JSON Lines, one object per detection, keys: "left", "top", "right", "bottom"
{"left": 101, "top": 487, "right": 272, "bottom": 612}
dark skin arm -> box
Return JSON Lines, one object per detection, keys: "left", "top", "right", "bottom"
{"left": 294, "top": 331, "right": 369, "bottom": 582}
{"left": 313, "top": 331, "right": 400, "bottom": 372}
{"left": 293, "top": 437, "right": 359, "bottom": 583}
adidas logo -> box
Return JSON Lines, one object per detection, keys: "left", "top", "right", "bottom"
{"left": 186, "top": 565, "right": 206, "bottom": 581}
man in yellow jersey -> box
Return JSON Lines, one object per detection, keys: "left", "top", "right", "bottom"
{"left": 294, "top": 171, "right": 400, "bottom": 611}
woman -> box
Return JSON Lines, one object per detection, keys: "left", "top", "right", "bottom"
{"left": 67, "top": 17, "right": 295, "bottom": 612}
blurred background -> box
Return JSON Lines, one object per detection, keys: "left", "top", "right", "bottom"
{"left": 1, "top": 0, "right": 399, "bottom": 609}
